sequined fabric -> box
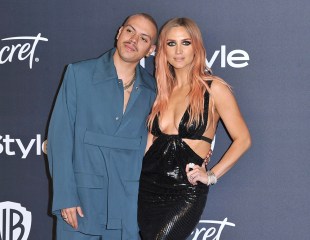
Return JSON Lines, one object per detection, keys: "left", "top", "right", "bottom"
{"left": 138, "top": 83, "right": 212, "bottom": 240}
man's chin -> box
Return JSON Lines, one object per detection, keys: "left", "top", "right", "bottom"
{"left": 121, "top": 55, "right": 140, "bottom": 64}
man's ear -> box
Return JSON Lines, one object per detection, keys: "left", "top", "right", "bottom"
{"left": 116, "top": 26, "right": 123, "bottom": 40}
{"left": 146, "top": 45, "right": 156, "bottom": 57}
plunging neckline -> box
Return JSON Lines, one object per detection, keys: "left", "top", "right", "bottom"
{"left": 150, "top": 82, "right": 213, "bottom": 147}
{"left": 157, "top": 105, "right": 189, "bottom": 136}
{"left": 155, "top": 89, "right": 210, "bottom": 137}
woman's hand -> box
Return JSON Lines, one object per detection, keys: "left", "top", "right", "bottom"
{"left": 186, "top": 163, "right": 209, "bottom": 185}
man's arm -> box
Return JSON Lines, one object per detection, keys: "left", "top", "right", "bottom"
{"left": 47, "top": 64, "right": 81, "bottom": 214}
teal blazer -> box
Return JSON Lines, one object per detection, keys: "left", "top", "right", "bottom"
{"left": 47, "top": 48, "right": 156, "bottom": 239}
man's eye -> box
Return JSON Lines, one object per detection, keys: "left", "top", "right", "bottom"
{"left": 167, "top": 41, "right": 176, "bottom": 47}
{"left": 141, "top": 37, "right": 148, "bottom": 43}
{"left": 182, "top": 41, "right": 191, "bottom": 46}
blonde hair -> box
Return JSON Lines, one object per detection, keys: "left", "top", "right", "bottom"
{"left": 148, "top": 17, "right": 228, "bottom": 130}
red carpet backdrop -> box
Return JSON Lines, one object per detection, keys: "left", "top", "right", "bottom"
{"left": 1, "top": 0, "right": 309, "bottom": 239}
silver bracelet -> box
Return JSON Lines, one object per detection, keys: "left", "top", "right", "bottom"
{"left": 206, "top": 170, "right": 217, "bottom": 186}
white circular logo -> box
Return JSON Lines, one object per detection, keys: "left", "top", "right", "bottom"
{"left": 0, "top": 201, "right": 32, "bottom": 240}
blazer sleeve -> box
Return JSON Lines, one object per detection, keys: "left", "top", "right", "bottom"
{"left": 47, "top": 64, "right": 81, "bottom": 214}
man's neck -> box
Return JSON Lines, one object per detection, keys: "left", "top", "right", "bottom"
{"left": 113, "top": 51, "right": 137, "bottom": 80}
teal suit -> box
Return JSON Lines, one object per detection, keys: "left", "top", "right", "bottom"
{"left": 47, "top": 48, "right": 156, "bottom": 239}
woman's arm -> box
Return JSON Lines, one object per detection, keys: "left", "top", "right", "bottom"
{"left": 210, "top": 80, "right": 251, "bottom": 179}
{"left": 186, "top": 79, "right": 251, "bottom": 185}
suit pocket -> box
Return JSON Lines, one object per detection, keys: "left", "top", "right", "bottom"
{"left": 74, "top": 172, "right": 104, "bottom": 189}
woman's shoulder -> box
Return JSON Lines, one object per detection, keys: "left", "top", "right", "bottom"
{"left": 203, "top": 76, "right": 233, "bottom": 101}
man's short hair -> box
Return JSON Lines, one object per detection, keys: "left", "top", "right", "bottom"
{"left": 123, "top": 13, "right": 158, "bottom": 44}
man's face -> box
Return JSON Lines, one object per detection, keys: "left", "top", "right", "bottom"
{"left": 116, "top": 15, "right": 156, "bottom": 64}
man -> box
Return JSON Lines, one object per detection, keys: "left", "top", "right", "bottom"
{"left": 47, "top": 13, "right": 157, "bottom": 240}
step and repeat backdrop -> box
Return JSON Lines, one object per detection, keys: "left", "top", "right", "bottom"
{"left": 1, "top": 0, "right": 309, "bottom": 239}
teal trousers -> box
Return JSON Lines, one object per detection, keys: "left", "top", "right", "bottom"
{"left": 56, "top": 219, "right": 122, "bottom": 240}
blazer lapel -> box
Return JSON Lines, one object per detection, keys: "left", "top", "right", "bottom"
{"left": 92, "top": 48, "right": 118, "bottom": 85}
{"left": 123, "top": 66, "right": 144, "bottom": 115}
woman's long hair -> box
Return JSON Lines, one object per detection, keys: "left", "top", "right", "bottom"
{"left": 148, "top": 17, "right": 226, "bottom": 130}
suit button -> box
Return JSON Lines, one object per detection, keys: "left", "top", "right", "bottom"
{"left": 115, "top": 116, "right": 119, "bottom": 121}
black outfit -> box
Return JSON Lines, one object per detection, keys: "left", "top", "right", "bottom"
{"left": 138, "top": 82, "right": 213, "bottom": 240}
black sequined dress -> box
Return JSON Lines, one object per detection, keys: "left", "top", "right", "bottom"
{"left": 138, "top": 83, "right": 213, "bottom": 240}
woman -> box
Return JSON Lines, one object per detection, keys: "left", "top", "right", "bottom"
{"left": 138, "top": 17, "right": 251, "bottom": 240}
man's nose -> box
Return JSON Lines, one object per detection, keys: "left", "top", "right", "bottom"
{"left": 130, "top": 34, "right": 139, "bottom": 44}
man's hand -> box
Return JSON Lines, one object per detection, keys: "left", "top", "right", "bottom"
{"left": 61, "top": 206, "right": 84, "bottom": 229}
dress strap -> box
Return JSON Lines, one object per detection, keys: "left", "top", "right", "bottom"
{"left": 201, "top": 80, "right": 213, "bottom": 144}
{"left": 150, "top": 114, "right": 162, "bottom": 137}
{"left": 199, "top": 135, "right": 213, "bottom": 144}
{"left": 206, "top": 80, "right": 213, "bottom": 87}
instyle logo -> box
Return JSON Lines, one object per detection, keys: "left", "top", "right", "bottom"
{"left": 190, "top": 218, "right": 235, "bottom": 240}
{"left": 0, "top": 33, "right": 48, "bottom": 69}
{"left": 206, "top": 45, "right": 249, "bottom": 68}
{"left": 0, "top": 201, "right": 32, "bottom": 240}
{"left": 140, "top": 45, "right": 249, "bottom": 69}
{"left": 0, "top": 134, "right": 47, "bottom": 159}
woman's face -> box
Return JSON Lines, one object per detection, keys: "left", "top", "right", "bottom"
{"left": 165, "top": 26, "right": 194, "bottom": 71}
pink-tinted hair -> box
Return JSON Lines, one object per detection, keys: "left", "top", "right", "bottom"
{"left": 148, "top": 17, "right": 227, "bottom": 130}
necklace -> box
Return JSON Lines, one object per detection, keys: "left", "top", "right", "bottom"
{"left": 123, "top": 72, "right": 136, "bottom": 90}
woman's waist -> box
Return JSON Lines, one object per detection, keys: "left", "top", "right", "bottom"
{"left": 139, "top": 173, "right": 208, "bottom": 194}
{"left": 146, "top": 135, "right": 207, "bottom": 163}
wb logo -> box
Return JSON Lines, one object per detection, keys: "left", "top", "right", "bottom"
{"left": 0, "top": 202, "right": 32, "bottom": 240}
